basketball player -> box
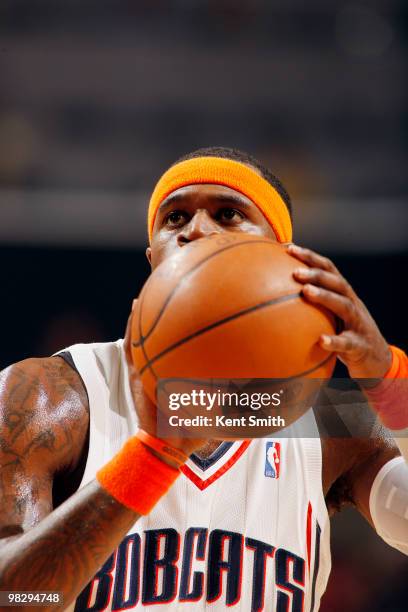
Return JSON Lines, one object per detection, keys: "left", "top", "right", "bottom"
{"left": 0, "top": 147, "right": 407, "bottom": 612}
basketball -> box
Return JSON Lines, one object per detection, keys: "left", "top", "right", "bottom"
{"left": 131, "top": 233, "right": 336, "bottom": 410}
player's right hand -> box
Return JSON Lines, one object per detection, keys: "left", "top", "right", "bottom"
{"left": 124, "top": 302, "right": 207, "bottom": 460}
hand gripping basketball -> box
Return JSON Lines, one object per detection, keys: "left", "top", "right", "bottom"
{"left": 124, "top": 306, "right": 206, "bottom": 458}
{"left": 130, "top": 234, "right": 337, "bottom": 438}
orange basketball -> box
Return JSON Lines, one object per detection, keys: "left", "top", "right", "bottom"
{"left": 131, "top": 234, "right": 336, "bottom": 406}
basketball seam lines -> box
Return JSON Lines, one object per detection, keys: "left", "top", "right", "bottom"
{"left": 155, "top": 351, "right": 334, "bottom": 387}
{"left": 137, "top": 276, "right": 159, "bottom": 381}
{"left": 139, "top": 292, "right": 301, "bottom": 375}
{"left": 133, "top": 238, "right": 278, "bottom": 348}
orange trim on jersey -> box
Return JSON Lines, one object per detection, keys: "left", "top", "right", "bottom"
{"left": 181, "top": 440, "right": 251, "bottom": 491}
{"left": 147, "top": 157, "right": 292, "bottom": 244}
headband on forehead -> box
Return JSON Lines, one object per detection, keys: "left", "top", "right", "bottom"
{"left": 147, "top": 156, "right": 293, "bottom": 244}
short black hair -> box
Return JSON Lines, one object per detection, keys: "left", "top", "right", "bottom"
{"left": 174, "top": 146, "right": 293, "bottom": 220}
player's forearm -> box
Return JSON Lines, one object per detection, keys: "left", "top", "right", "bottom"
{"left": 363, "top": 345, "right": 408, "bottom": 437}
{"left": 0, "top": 480, "right": 139, "bottom": 611}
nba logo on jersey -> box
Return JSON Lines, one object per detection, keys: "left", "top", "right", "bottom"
{"left": 265, "top": 441, "right": 281, "bottom": 478}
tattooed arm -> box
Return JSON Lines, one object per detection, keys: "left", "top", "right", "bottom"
{"left": 0, "top": 357, "right": 139, "bottom": 610}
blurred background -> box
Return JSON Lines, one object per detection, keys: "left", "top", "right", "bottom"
{"left": 0, "top": 1, "right": 407, "bottom": 609}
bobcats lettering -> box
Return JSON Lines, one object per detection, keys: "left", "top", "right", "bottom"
{"left": 76, "top": 528, "right": 305, "bottom": 611}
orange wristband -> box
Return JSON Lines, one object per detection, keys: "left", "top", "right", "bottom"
{"left": 96, "top": 437, "right": 180, "bottom": 515}
{"left": 365, "top": 345, "right": 408, "bottom": 430}
{"left": 384, "top": 345, "right": 408, "bottom": 379}
{"left": 136, "top": 429, "right": 188, "bottom": 467}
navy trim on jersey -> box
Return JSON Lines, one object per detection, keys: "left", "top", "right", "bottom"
{"left": 310, "top": 521, "right": 321, "bottom": 612}
{"left": 57, "top": 350, "right": 77, "bottom": 372}
{"left": 56, "top": 350, "right": 90, "bottom": 405}
{"left": 189, "top": 442, "right": 234, "bottom": 471}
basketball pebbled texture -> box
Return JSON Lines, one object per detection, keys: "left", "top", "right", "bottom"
{"left": 131, "top": 233, "right": 336, "bottom": 402}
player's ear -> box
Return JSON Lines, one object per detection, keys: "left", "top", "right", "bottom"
{"left": 146, "top": 246, "right": 152, "bottom": 265}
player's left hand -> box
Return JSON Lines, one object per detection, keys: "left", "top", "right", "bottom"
{"left": 287, "top": 244, "right": 392, "bottom": 380}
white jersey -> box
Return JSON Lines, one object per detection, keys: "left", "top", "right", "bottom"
{"left": 62, "top": 340, "right": 331, "bottom": 612}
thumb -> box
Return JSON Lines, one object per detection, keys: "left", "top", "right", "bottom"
{"left": 124, "top": 299, "right": 139, "bottom": 364}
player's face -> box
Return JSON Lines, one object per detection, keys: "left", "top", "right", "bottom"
{"left": 146, "top": 183, "right": 277, "bottom": 269}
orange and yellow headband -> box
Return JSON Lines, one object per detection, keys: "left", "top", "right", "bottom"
{"left": 147, "top": 157, "right": 292, "bottom": 244}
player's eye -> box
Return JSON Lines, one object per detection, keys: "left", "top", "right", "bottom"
{"left": 164, "top": 210, "right": 189, "bottom": 227}
{"left": 217, "top": 208, "right": 245, "bottom": 223}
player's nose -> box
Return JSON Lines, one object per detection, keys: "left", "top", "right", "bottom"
{"left": 177, "top": 209, "right": 221, "bottom": 246}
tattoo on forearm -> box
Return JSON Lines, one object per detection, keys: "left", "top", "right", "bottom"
{"left": 0, "top": 356, "right": 109, "bottom": 608}
{"left": 1, "top": 484, "right": 138, "bottom": 609}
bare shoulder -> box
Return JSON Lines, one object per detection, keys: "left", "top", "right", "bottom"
{"left": 322, "top": 435, "right": 399, "bottom": 517}
{"left": 0, "top": 356, "right": 89, "bottom": 537}
{"left": 0, "top": 355, "right": 89, "bottom": 478}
